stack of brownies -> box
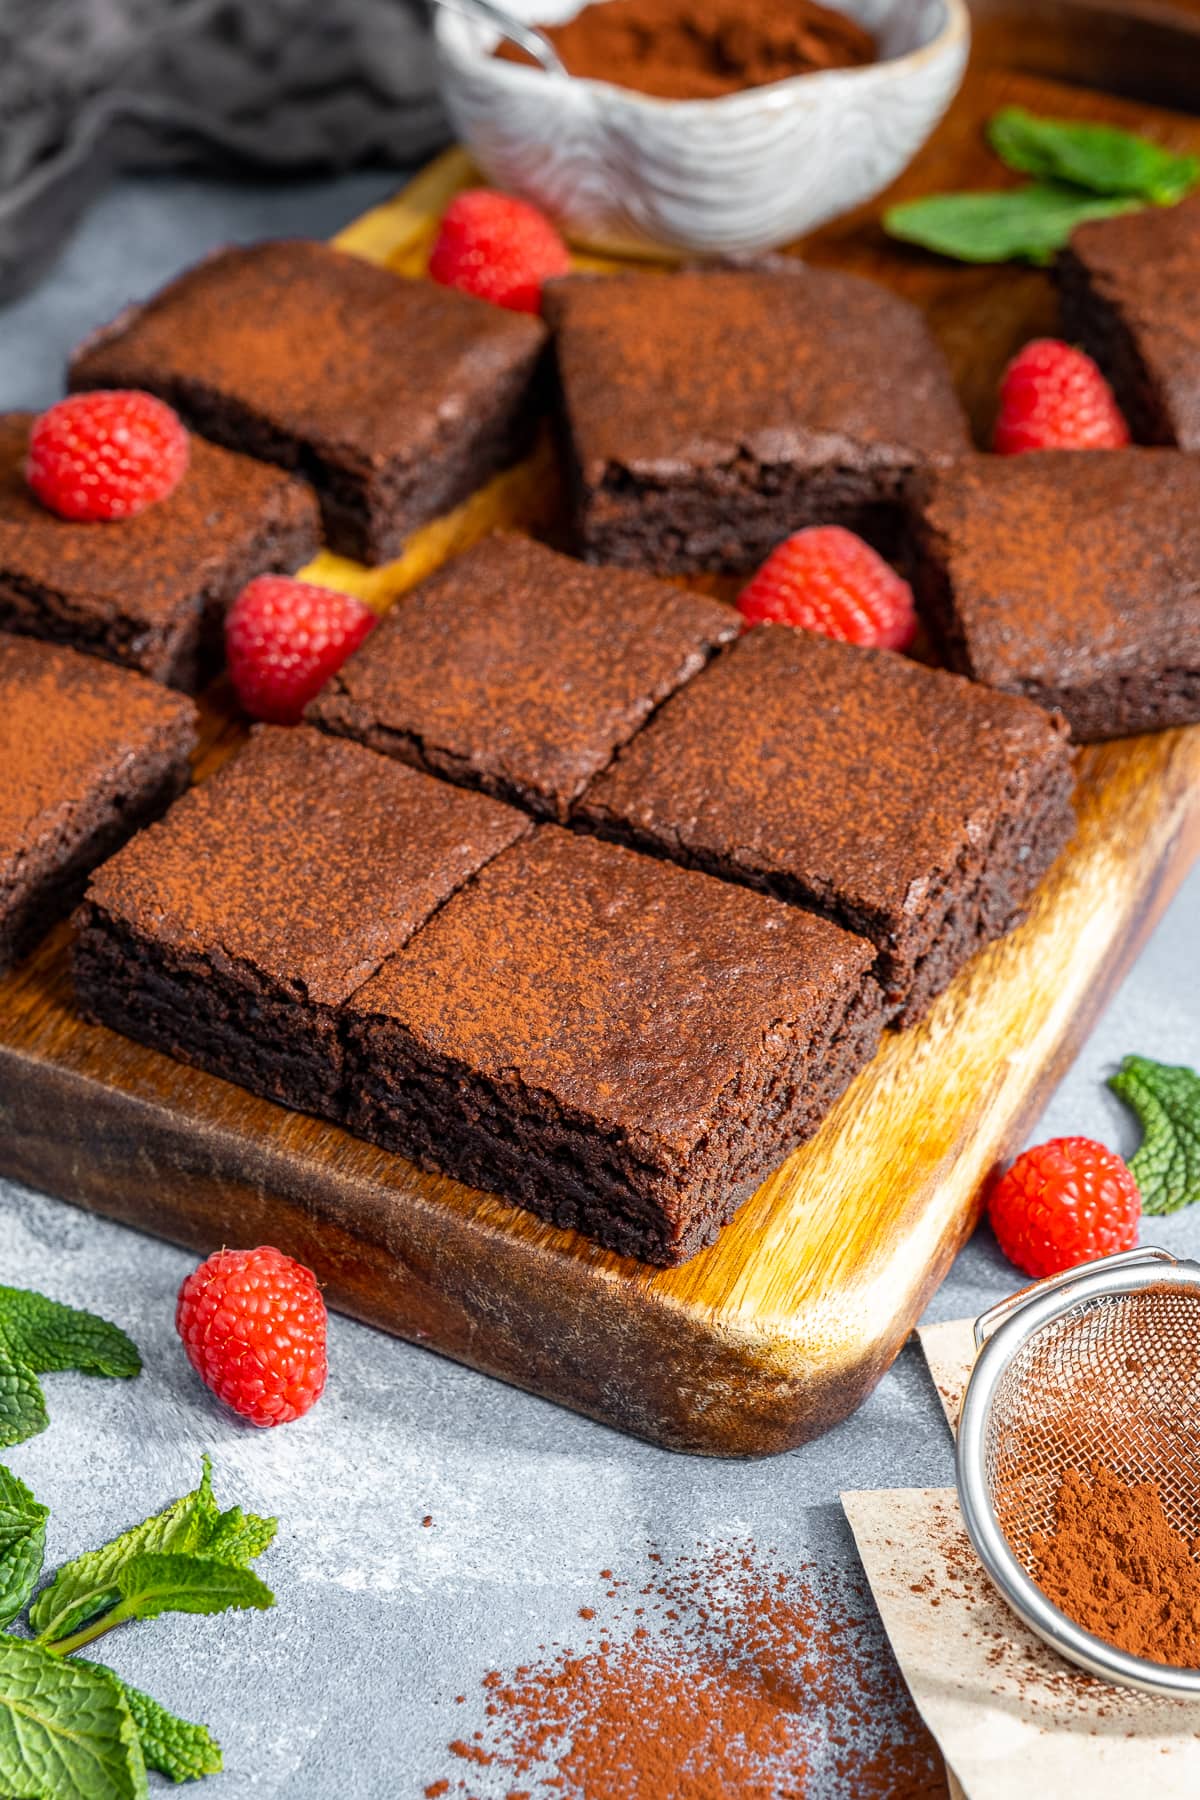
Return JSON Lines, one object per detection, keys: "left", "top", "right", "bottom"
{"left": 4, "top": 212, "right": 1199, "bottom": 1266}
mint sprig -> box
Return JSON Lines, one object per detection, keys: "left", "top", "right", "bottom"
{"left": 0, "top": 1286, "right": 140, "bottom": 1450}
{"left": 1109, "top": 1054, "right": 1200, "bottom": 1216}
{"left": 988, "top": 107, "right": 1200, "bottom": 205}
{"left": 1, "top": 1458, "right": 275, "bottom": 1793}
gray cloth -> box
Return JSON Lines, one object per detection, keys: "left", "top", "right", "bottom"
{"left": 0, "top": 0, "right": 447, "bottom": 300}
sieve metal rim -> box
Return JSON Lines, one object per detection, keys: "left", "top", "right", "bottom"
{"left": 956, "top": 1246, "right": 1200, "bottom": 1700}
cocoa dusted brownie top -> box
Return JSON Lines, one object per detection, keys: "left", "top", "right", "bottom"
{"left": 1058, "top": 195, "right": 1200, "bottom": 448}
{"left": 544, "top": 264, "right": 969, "bottom": 484}
{"left": 306, "top": 532, "right": 738, "bottom": 820}
{"left": 911, "top": 449, "right": 1200, "bottom": 737}
{"left": 83, "top": 725, "right": 530, "bottom": 1007}
{"left": 0, "top": 410, "right": 320, "bottom": 685}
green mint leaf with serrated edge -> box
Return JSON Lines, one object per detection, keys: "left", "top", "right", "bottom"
{"left": 204, "top": 1506, "right": 278, "bottom": 1568}
{"left": 113, "top": 1552, "right": 274, "bottom": 1625}
{"left": 30, "top": 1459, "right": 219, "bottom": 1646}
{"left": 0, "top": 1338, "right": 48, "bottom": 1452}
{"left": 0, "top": 1637, "right": 147, "bottom": 1800}
{"left": 988, "top": 107, "right": 1200, "bottom": 204}
{"left": 884, "top": 183, "right": 1140, "bottom": 265}
{"left": 0, "top": 1465, "right": 48, "bottom": 1629}
{"left": 87, "top": 1670, "right": 222, "bottom": 1785}
{"left": 1109, "top": 1055, "right": 1200, "bottom": 1216}
{"left": 0, "top": 1287, "right": 141, "bottom": 1379}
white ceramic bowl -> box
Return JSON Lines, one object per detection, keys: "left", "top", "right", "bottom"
{"left": 434, "top": 0, "right": 970, "bottom": 257}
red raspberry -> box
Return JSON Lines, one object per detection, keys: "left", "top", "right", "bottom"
{"left": 176, "top": 1246, "right": 327, "bottom": 1427}
{"left": 994, "top": 339, "right": 1130, "bottom": 454}
{"left": 988, "top": 1136, "right": 1141, "bottom": 1279}
{"left": 27, "top": 390, "right": 190, "bottom": 521}
{"left": 736, "top": 526, "right": 917, "bottom": 651}
{"left": 428, "top": 189, "right": 570, "bottom": 313}
{"left": 226, "top": 575, "right": 375, "bottom": 725}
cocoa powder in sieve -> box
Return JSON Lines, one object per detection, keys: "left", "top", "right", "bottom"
{"left": 1031, "top": 1461, "right": 1200, "bottom": 1667}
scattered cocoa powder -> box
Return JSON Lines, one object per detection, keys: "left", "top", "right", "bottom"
{"left": 424, "top": 1540, "right": 946, "bottom": 1796}
{"left": 1031, "top": 1462, "right": 1200, "bottom": 1667}
{"left": 496, "top": 0, "right": 875, "bottom": 100}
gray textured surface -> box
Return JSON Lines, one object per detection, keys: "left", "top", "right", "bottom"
{"left": 0, "top": 173, "right": 1198, "bottom": 1797}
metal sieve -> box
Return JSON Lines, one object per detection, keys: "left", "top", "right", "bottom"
{"left": 956, "top": 1246, "right": 1200, "bottom": 1698}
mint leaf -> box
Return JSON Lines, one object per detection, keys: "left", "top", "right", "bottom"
{"left": 0, "top": 1465, "right": 49, "bottom": 1628}
{"left": 89, "top": 1672, "right": 222, "bottom": 1785}
{"left": 30, "top": 1463, "right": 219, "bottom": 1646}
{"left": 204, "top": 1506, "right": 278, "bottom": 1568}
{"left": 0, "top": 1637, "right": 146, "bottom": 1800}
{"left": 1109, "top": 1055, "right": 1200, "bottom": 1215}
{"left": 884, "top": 183, "right": 1140, "bottom": 264}
{"left": 114, "top": 1553, "right": 273, "bottom": 1624}
{"left": 0, "top": 1339, "right": 48, "bottom": 1451}
{"left": 0, "top": 1288, "right": 141, "bottom": 1380}
{"left": 988, "top": 107, "right": 1200, "bottom": 204}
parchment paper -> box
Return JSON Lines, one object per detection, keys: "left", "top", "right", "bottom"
{"left": 840, "top": 1320, "right": 1200, "bottom": 1798}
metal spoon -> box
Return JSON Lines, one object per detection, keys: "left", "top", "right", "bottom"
{"left": 432, "top": 0, "right": 568, "bottom": 76}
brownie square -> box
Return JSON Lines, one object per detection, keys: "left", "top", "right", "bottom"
{"left": 910, "top": 450, "right": 1200, "bottom": 740}
{"left": 0, "top": 411, "right": 319, "bottom": 688}
{"left": 306, "top": 532, "right": 738, "bottom": 822}
{"left": 346, "top": 828, "right": 883, "bottom": 1265}
{"left": 1057, "top": 196, "right": 1200, "bottom": 447}
{"left": 0, "top": 635, "right": 196, "bottom": 974}
{"left": 69, "top": 240, "right": 548, "bottom": 565}
{"left": 575, "top": 626, "right": 1076, "bottom": 1024}
{"left": 72, "top": 726, "right": 529, "bottom": 1119}
{"left": 543, "top": 264, "right": 969, "bottom": 574}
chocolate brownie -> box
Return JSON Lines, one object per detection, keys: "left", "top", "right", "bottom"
{"left": 575, "top": 626, "right": 1076, "bottom": 1023}
{"left": 346, "top": 828, "right": 883, "bottom": 1265}
{"left": 72, "top": 726, "right": 529, "bottom": 1119}
{"left": 306, "top": 532, "right": 738, "bottom": 821}
{"left": 69, "top": 240, "right": 548, "bottom": 565}
{"left": 0, "top": 411, "right": 319, "bottom": 688}
{"left": 1057, "top": 195, "right": 1200, "bottom": 447}
{"left": 0, "top": 635, "right": 195, "bottom": 974}
{"left": 910, "top": 450, "right": 1200, "bottom": 740}
{"left": 542, "top": 264, "right": 969, "bottom": 573}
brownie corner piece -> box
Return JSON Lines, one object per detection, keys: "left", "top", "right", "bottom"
{"left": 345, "top": 828, "right": 883, "bottom": 1265}
{"left": 543, "top": 263, "right": 968, "bottom": 573}
{"left": 910, "top": 449, "right": 1200, "bottom": 740}
{"left": 0, "top": 634, "right": 196, "bottom": 974}
{"left": 72, "top": 724, "right": 529, "bottom": 1119}
{"left": 68, "top": 239, "right": 549, "bottom": 565}
{"left": 305, "top": 530, "right": 739, "bottom": 820}
{"left": 575, "top": 626, "right": 1076, "bottom": 1024}
{"left": 1056, "top": 194, "right": 1200, "bottom": 448}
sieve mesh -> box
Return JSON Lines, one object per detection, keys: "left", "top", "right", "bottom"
{"left": 982, "top": 1283, "right": 1200, "bottom": 1572}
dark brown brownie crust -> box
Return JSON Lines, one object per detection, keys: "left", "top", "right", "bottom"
{"left": 306, "top": 532, "right": 738, "bottom": 821}
{"left": 543, "top": 264, "right": 969, "bottom": 574}
{"left": 1057, "top": 196, "right": 1200, "bottom": 448}
{"left": 68, "top": 240, "right": 548, "bottom": 565}
{"left": 72, "top": 726, "right": 529, "bottom": 1118}
{"left": 575, "top": 626, "right": 1076, "bottom": 1023}
{"left": 0, "top": 635, "right": 196, "bottom": 974}
{"left": 346, "top": 829, "right": 883, "bottom": 1266}
{"left": 0, "top": 412, "right": 319, "bottom": 688}
{"left": 910, "top": 450, "right": 1200, "bottom": 741}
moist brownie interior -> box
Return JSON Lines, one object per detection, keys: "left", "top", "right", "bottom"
{"left": 1057, "top": 195, "right": 1200, "bottom": 448}
{"left": 910, "top": 450, "right": 1200, "bottom": 740}
{"left": 0, "top": 412, "right": 320, "bottom": 688}
{"left": 575, "top": 625, "right": 1076, "bottom": 1024}
{"left": 72, "top": 726, "right": 530, "bottom": 1119}
{"left": 306, "top": 531, "right": 738, "bottom": 821}
{"left": 68, "top": 240, "right": 549, "bottom": 565}
{"left": 345, "top": 828, "right": 884, "bottom": 1265}
{"left": 543, "top": 263, "right": 969, "bottom": 574}
{"left": 0, "top": 635, "right": 196, "bottom": 974}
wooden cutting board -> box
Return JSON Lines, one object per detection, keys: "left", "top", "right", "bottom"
{"left": 2, "top": 23, "right": 1199, "bottom": 1458}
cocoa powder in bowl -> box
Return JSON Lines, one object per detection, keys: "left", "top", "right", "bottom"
{"left": 496, "top": 0, "right": 876, "bottom": 101}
